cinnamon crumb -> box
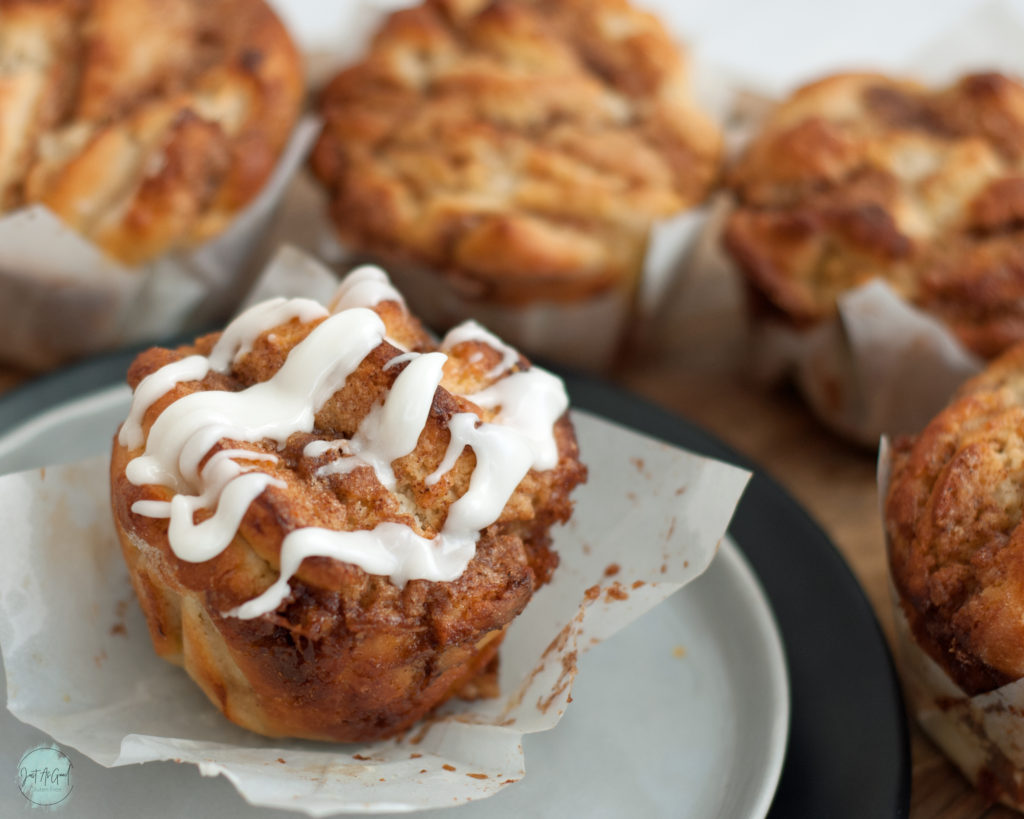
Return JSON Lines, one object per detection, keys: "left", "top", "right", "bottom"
{"left": 584, "top": 584, "right": 600, "bottom": 602}
{"left": 604, "top": 582, "right": 628, "bottom": 601}
{"left": 410, "top": 753, "right": 422, "bottom": 759}
{"left": 603, "top": 563, "right": 620, "bottom": 577}
{"left": 632, "top": 580, "right": 645, "bottom": 589}
{"left": 353, "top": 754, "right": 371, "bottom": 760}
{"left": 536, "top": 650, "right": 578, "bottom": 713}
{"left": 443, "top": 764, "right": 456, "bottom": 772}
{"left": 277, "top": 758, "right": 286, "bottom": 764}
{"left": 467, "top": 773, "right": 488, "bottom": 780}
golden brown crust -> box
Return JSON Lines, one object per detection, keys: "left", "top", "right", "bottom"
{"left": 886, "top": 343, "right": 1024, "bottom": 694}
{"left": 726, "top": 72, "right": 1024, "bottom": 355}
{"left": 109, "top": 293, "right": 586, "bottom": 741}
{"left": 0, "top": 0, "right": 303, "bottom": 264}
{"left": 311, "top": 0, "right": 721, "bottom": 304}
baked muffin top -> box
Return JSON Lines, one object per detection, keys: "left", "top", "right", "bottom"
{"left": 312, "top": 0, "right": 721, "bottom": 304}
{"left": 886, "top": 342, "right": 1024, "bottom": 694}
{"left": 111, "top": 267, "right": 585, "bottom": 631}
{"left": 0, "top": 0, "right": 303, "bottom": 264}
{"left": 726, "top": 72, "right": 1024, "bottom": 358}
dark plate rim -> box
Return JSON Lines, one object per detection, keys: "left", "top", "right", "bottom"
{"left": 0, "top": 351, "right": 911, "bottom": 818}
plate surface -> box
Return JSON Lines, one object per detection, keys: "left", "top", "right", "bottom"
{"left": 0, "top": 354, "right": 906, "bottom": 817}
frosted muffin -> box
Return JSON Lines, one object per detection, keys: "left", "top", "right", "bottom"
{"left": 109, "top": 265, "right": 586, "bottom": 742}
{"left": 311, "top": 0, "right": 720, "bottom": 368}
{"left": 726, "top": 71, "right": 1024, "bottom": 359}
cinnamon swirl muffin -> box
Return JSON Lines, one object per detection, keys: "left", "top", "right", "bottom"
{"left": 0, "top": 0, "right": 303, "bottom": 264}
{"left": 109, "top": 266, "right": 586, "bottom": 742}
{"left": 726, "top": 71, "right": 1024, "bottom": 358}
{"left": 884, "top": 342, "right": 1024, "bottom": 804}
{"left": 311, "top": 0, "right": 720, "bottom": 366}
{"left": 886, "top": 343, "right": 1024, "bottom": 694}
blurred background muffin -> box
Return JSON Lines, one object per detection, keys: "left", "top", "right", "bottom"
{"left": 725, "top": 71, "right": 1024, "bottom": 359}
{"left": 1, "top": 0, "right": 303, "bottom": 263}
{"left": 0, "top": 0, "right": 306, "bottom": 371}
{"left": 311, "top": 0, "right": 721, "bottom": 371}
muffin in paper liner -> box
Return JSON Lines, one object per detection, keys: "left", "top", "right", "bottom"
{"left": 0, "top": 0, "right": 318, "bottom": 372}
{"left": 690, "top": 4, "right": 1024, "bottom": 446}
{"left": 309, "top": 0, "right": 723, "bottom": 373}
{"left": 0, "top": 116, "right": 319, "bottom": 372}
{"left": 0, "top": 407, "right": 749, "bottom": 813}
{"left": 888, "top": 581, "right": 1024, "bottom": 809}
{"left": 109, "top": 256, "right": 593, "bottom": 744}
{"left": 880, "top": 436, "right": 1024, "bottom": 810}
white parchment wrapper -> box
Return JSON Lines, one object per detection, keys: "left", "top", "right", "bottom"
{"left": 299, "top": 0, "right": 719, "bottom": 374}
{"left": 878, "top": 437, "right": 1024, "bottom": 809}
{"left": 0, "top": 413, "right": 749, "bottom": 815}
{"left": 0, "top": 116, "right": 320, "bottom": 372}
{"left": 690, "top": 2, "right": 1024, "bottom": 447}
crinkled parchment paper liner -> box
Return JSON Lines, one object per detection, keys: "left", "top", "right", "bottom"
{"left": 878, "top": 438, "right": 1024, "bottom": 809}
{"left": 684, "top": 2, "right": 1024, "bottom": 447}
{"left": 0, "top": 396, "right": 749, "bottom": 813}
{"left": 301, "top": 0, "right": 722, "bottom": 374}
{"left": 0, "top": 116, "right": 320, "bottom": 372}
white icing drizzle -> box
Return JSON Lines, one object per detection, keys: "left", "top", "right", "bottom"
{"left": 229, "top": 522, "right": 477, "bottom": 618}
{"left": 118, "top": 355, "right": 210, "bottom": 449}
{"left": 466, "top": 368, "right": 568, "bottom": 471}
{"left": 329, "top": 265, "right": 405, "bottom": 313}
{"left": 125, "top": 306, "right": 387, "bottom": 556}
{"left": 442, "top": 320, "right": 520, "bottom": 379}
{"left": 431, "top": 412, "right": 534, "bottom": 532}
{"left": 122, "top": 267, "right": 570, "bottom": 621}
{"left": 208, "top": 297, "right": 328, "bottom": 372}
{"left": 382, "top": 351, "right": 419, "bottom": 371}
{"left": 118, "top": 298, "right": 328, "bottom": 451}
{"left": 316, "top": 352, "right": 446, "bottom": 489}
{"left": 233, "top": 408, "right": 537, "bottom": 619}
{"left": 130, "top": 449, "right": 286, "bottom": 564}
{"left": 328, "top": 266, "right": 411, "bottom": 351}
{"left": 214, "top": 449, "right": 279, "bottom": 465}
